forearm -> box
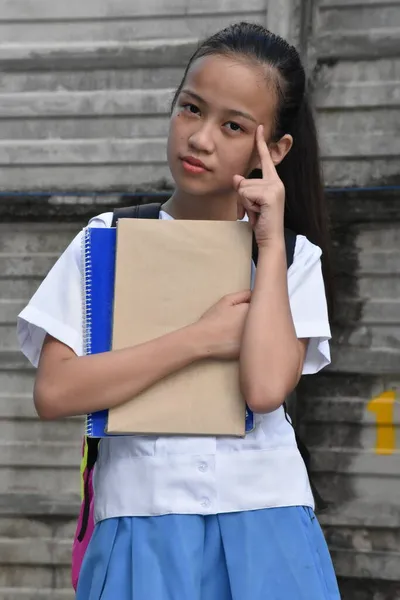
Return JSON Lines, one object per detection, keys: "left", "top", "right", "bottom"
{"left": 240, "top": 239, "right": 301, "bottom": 413}
{"left": 35, "top": 323, "right": 207, "bottom": 419}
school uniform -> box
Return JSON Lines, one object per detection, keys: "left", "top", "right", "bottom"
{"left": 17, "top": 210, "right": 340, "bottom": 599}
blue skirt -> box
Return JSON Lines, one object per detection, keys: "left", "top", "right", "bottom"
{"left": 76, "top": 506, "right": 340, "bottom": 600}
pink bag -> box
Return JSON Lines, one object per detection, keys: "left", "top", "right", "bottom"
{"left": 71, "top": 438, "right": 98, "bottom": 590}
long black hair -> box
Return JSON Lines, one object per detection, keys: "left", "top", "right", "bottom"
{"left": 172, "top": 22, "right": 333, "bottom": 316}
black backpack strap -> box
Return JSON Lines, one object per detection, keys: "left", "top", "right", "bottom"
{"left": 77, "top": 437, "right": 100, "bottom": 542}
{"left": 252, "top": 228, "right": 296, "bottom": 268}
{"left": 111, "top": 203, "right": 162, "bottom": 227}
{"left": 282, "top": 403, "right": 327, "bottom": 511}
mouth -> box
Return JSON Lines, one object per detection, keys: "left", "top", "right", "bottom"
{"left": 180, "top": 156, "right": 209, "bottom": 174}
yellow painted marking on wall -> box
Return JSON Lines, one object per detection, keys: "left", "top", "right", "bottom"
{"left": 367, "top": 391, "right": 396, "bottom": 455}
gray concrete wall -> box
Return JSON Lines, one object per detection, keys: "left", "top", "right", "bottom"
{"left": 299, "top": 189, "right": 400, "bottom": 599}
{"left": 1, "top": 0, "right": 398, "bottom": 192}
{"left": 0, "top": 0, "right": 267, "bottom": 193}
{"left": 0, "top": 223, "right": 83, "bottom": 599}
{"left": 301, "top": 8, "right": 400, "bottom": 595}
{"left": 312, "top": 0, "right": 400, "bottom": 187}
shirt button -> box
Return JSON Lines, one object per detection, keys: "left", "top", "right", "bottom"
{"left": 198, "top": 462, "right": 208, "bottom": 472}
{"left": 201, "top": 498, "right": 210, "bottom": 508}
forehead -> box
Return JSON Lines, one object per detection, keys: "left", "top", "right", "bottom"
{"left": 183, "top": 54, "right": 276, "bottom": 124}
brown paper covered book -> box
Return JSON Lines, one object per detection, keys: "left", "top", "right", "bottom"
{"left": 107, "top": 218, "right": 252, "bottom": 437}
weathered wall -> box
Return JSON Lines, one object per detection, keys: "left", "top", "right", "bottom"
{"left": 313, "top": 0, "right": 400, "bottom": 187}
{"left": 0, "top": 222, "right": 83, "bottom": 599}
{"left": 1, "top": 0, "right": 398, "bottom": 192}
{"left": 298, "top": 189, "right": 400, "bottom": 600}
{"left": 301, "top": 3, "right": 400, "bottom": 598}
{"left": 0, "top": 0, "right": 267, "bottom": 193}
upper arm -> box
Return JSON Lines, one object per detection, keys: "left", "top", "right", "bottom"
{"left": 34, "top": 334, "right": 77, "bottom": 403}
{"left": 38, "top": 333, "right": 77, "bottom": 371}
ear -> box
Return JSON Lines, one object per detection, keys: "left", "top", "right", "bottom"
{"left": 250, "top": 133, "right": 293, "bottom": 173}
{"left": 247, "top": 133, "right": 293, "bottom": 177}
{"left": 268, "top": 134, "right": 293, "bottom": 166}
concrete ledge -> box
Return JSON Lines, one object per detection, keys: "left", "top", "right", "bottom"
{"left": 0, "top": 89, "right": 173, "bottom": 118}
{"left": 0, "top": 39, "right": 198, "bottom": 71}
{"left": 317, "top": 30, "right": 400, "bottom": 60}
{"left": 331, "top": 548, "right": 400, "bottom": 581}
{"left": 329, "top": 346, "right": 400, "bottom": 375}
{"left": 0, "top": 493, "right": 79, "bottom": 517}
{"left": 0, "top": 442, "right": 80, "bottom": 467}
{"left": 0, "top": 590, "right": 73, "bottom": 600}
{"left": 0, "top": 138, "right": 168, "bottom": 166}
{"left": 0, "top": 538, "right": 72, "bottom": 566}
{"left": 338, "top": 577, "right": 400, "bottom": 600}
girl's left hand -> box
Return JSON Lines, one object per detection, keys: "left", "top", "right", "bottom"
{"left": 233, "top": 124, "right": 285, "bottom": 248}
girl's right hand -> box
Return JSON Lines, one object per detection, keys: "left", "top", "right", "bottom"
{"left": 195, "top": 290, "right": 251, "bottom": 360}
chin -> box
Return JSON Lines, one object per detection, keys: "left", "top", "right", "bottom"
{"left": 170, "top": 171, "right": 213, "bottom": 198}
{"left": 178, "top": 180, "right": 216, "bottom": 197}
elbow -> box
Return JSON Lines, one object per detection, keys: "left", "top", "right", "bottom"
{"left": 240, "top": 344, "right": 304, "bottom": 411}
{"left": 243, "top": 382, "right": 290, "bottom": 414}
{"left": 241, "top": 361, "right": 302, "bottom": 414}
{"left": 246, "top": 392, "right": 286, "bottom": 414}
{"left": 33, "top": 380, "right": 63, "bottom": 421}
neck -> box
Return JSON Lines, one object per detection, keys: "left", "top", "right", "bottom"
{"left": 162, "top": 189, "right": 238, "bottom": 221}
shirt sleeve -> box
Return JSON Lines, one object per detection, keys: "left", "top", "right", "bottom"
{"left": 288, "top": 235, "right": 331, "bottom": 375}
{"left": 16, "top": 212, "right": 113, "bottom": 368}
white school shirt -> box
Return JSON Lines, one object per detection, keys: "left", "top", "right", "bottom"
{"left": 17, "top": 210, "right": 331, "bottom": 521}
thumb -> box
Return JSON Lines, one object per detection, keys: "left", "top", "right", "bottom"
{"left": 226, "top": 289, "right": 251, "bottom": 305}
{"left": 233, "top": 174, "right": 245, "bottom": 191}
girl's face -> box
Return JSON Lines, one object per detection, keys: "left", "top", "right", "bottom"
{"left": 167, "top": 54, "right": 277, "bottom": 198}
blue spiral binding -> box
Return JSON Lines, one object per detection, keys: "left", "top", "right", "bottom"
{"left": 82, "top": 227, "right": 94, "bottom": 436}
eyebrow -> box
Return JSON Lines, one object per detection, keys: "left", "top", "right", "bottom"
{"left": 181, "top": 89, "right": 258, "bottom": 124}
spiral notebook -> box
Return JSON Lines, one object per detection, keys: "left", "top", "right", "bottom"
{"left": 83, "top": 226, "right": 116, "bottom": 437}
{"left": 83, "top": 220, "right": 254, "bottom": 438}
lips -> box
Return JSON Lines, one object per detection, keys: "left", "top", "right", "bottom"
{"left": 182, "top": 156, "right": 208, "bottom": 169}
{"left": 180, "top": 156, "right": 210, "bottom": 173}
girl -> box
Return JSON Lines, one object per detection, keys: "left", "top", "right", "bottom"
{"left": 17, "top": 22, "right": 340, "bottom": 600}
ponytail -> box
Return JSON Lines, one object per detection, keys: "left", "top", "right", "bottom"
{"left": 277, "top": 96, "right": 334, "bottom": 318}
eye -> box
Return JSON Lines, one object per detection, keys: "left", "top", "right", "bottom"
{"left": 181, "top": 103, "right": 201, "bottom": 116}
{"left": 225, "top": 121, "right": 244, "bottom": 133}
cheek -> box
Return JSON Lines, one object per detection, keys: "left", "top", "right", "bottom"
{"left": 168, "top": 114, "right": 188, "bottom": 144}
{"left": 167, "top": 116, "right": 180, "bottom": 149}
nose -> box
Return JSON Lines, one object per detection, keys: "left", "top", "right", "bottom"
{"left": 188, "top": 122, "right": 215, "bottom": 154}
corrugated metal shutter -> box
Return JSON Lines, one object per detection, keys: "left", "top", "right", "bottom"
{"left": 0, "top": 222, "right": 83, "bottom": 599}
{"left": 0, "top": 0, "right": 267, "bottom": 193}
{"left": 313, "top": 0, "right": 400, "bottom": 187}
{"left": 299, "top": 198, "right": 400, "bottom": 597}
{"left": 303, "top": 2, "right": 400, "bottom": 597}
